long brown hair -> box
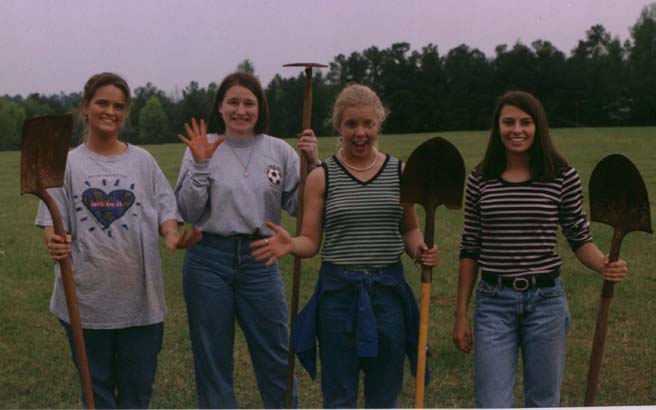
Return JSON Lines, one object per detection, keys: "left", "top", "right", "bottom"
{"left": 476, "top": 90, "right": 567, "bottom": 181}
{"left": 208, "top": 72, "right": 269, "bottom": 134}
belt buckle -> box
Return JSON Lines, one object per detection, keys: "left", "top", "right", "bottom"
{"left": 512, "top": 277, "right": 530, "bottom": 291}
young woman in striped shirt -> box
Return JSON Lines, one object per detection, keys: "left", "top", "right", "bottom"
{"left": 251, "top": 84, "right": 438, "bottom": 408}
{"left": 452, "top": 90, "right": 628, "bottom": 407}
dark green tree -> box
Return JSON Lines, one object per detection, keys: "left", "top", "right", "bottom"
{"left": 138, "top": 96, "right": 170, "bottom": 144}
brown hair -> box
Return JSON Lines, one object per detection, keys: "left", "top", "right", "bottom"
{"left": 476, "top": 90, "right": 567, "bottom": 181}
{"left": 208, "top": 72, "right": 269, "bottom": 134}
{"left": 80, "top": 72, "right": 131, "bottom": 141}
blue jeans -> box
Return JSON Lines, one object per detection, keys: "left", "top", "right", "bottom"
{"left": 318, "top": 282, "right": 406, "bottom": 408}
{"left": 59, "top": 320, "right": 163, "bottom": 409}
{"left": 183, "top": 234, "right": 296, "bottom": 409}
{"left": 473, "top": 277, "right": 570, "bottom": 408}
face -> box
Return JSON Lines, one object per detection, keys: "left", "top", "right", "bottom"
{"left": 498, "top": 104, "right": 535, "bottom": 157}
{"left": 82, "top": 85, "right": 127, "bottom": 139}
{"left": 337, "top": 104, "right": 380, "bottom": 158}
{"left": 219, "top": 84, "right": 259, "bottom": 138}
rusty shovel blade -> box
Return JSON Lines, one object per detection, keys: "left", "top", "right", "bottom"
{"left": 20, "top": 114, "right": 73, "bottom": 198}
{"left": 589, "top": 153, "right": 652, "bottom": 236}
{"left": 401, "top": 136, "right": 466, "bottom": 215}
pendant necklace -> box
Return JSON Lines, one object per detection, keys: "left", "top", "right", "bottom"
{"left": 338, "top": 147, "right": 379, "bottom": 172}
{"left": 226, "top": 136, "right": 258, "bottom": 177}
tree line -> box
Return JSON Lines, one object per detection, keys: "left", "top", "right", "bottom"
{"left": 1, "top": 4, "right": 655, "bottom": 150}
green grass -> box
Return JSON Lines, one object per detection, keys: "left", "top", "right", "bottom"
{"left": 1, "top": 127, "right": 655, "bottom": 408}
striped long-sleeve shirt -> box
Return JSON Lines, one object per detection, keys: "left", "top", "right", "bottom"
{"left": 459, "top": 166, "right": 592, "bottom": 277}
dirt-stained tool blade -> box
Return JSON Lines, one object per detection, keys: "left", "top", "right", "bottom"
{"left": 282, "top": 61, "right": 326, "bottom": 409}
{"left": 400, "top": 136, "right": 465, "bottom": 408}
{"left": 20, "top": 114, "right": 96, "bottom": 409}
{"left": 21, "top": 115, "right": 72, "bottom": 197}
{"left": 584, "top": 153, "right": 652, "bottom": 406}
{"left": 589, "top": 154, "right": 652, "bottom": 237}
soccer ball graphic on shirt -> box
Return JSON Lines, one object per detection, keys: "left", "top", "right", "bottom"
{"left": 266, "top": 165, "right": 283, "bottom": 185}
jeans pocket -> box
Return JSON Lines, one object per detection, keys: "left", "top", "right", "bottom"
{"left": 537, "top": 281, "right": 564, "bottom": 299}
{"left": 476, "top": 280, "right": 498, "bottom": 298}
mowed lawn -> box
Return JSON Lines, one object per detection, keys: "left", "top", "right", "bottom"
{"left": 1, "top": 127, "right": 655, "bottom": 408}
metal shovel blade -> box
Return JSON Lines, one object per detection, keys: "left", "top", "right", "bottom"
{"left": 589, "top": 154, "right": 652, "bottom": 236}
{"left": 584, "top": 153, "right": 652, "bottom": 406}
{"left": 20, "top": 114, "right": 73, "bottom": 197}
{"left": 401, "top": 136, "right": 466, "bottom": 213}
{"left": 400, "top": 136, "right": 465, "bottom": 408}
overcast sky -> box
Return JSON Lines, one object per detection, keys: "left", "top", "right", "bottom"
{"left": 1, "top": 0, "right": 653, "bottom": 96}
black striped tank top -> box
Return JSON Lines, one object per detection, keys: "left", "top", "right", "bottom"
{"left": 321, "top": 154, "right": 404, "bottom": 268}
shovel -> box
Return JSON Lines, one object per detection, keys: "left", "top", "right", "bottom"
{"left": 20, "top": 115, "right": 95, "bottom": 409}
{"left": 400, "top": 137, "right": 465, "bottom": 408}
{"left": 282, "top": 62, "right": 326, "bottom": 408}
{"left": 584, "top": 154, "right": 652, "bottom": 406}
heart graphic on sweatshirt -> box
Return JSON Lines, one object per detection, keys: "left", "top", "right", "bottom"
{"left": 82, "top": 188, "right": 135, "bottom": 229}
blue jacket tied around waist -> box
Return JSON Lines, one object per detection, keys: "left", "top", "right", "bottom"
{"left": 290, "top": 261, "right": 429, "bottom": 384}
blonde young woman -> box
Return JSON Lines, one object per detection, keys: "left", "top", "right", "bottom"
{"left": 36, "top": 72, "right": 197, "bottom": 408}
{"left": 251, "top": 83, "right": 438, "bottom": 408}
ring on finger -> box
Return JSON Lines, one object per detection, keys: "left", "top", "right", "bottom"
{"left": 265, "top": 238, "right": 270, "bottom": 246}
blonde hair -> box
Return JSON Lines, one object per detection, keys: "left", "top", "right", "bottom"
{"left": 331, "top": 83, "right": 386, "bottom": 130}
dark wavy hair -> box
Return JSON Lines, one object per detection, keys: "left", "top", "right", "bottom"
{"left": 476, "top": 90, "right": 567, "bottom": 181}
{"left": 208, "top": 72, "right": 269, "bottom": 134}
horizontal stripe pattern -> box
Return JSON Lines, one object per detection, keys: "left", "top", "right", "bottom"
{"left": 321, "top": 155, "right": 404, "bottom": 267}
{"left": 460, "top": 166, "right": 592, "bottom": 276}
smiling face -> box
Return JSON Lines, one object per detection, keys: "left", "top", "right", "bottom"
{"left": 498, "top": 104, "right": 535, "bottom": 158}
{"left": 82, "top": 84, "right": 127, "bottom": 140}
{"left": 219, "top": 84, "right": 259, "bottom": 138}
{"left": 337, "top": 104, "right": 380, "bottom": 159}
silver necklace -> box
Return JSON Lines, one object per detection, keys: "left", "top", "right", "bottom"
{"left": 338, "top": 147, "right": 379, "bottom": 172}
{"left": 226, "top": 136, "right": 258, "bottom": 177}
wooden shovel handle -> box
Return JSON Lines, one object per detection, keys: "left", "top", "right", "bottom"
{"left": 414, "top": 209, "right": 436, "bottom": 407}
{"left": 584, "top": 228, "right": 624, "bottom": 406}
{"left": 414, "top": 282, "right": 431, "bottom": 408}
{"left": 42, "top": 192, "right": 95, "bottom": 409}
{"left": 285, "top": 66, "right": 314, "bottom": 409}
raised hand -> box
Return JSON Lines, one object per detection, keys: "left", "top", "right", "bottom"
{"left": 297, "top": 129, "right": 320, "bottom": 165}
{"left": 251, "top": 221, "right": 293, "bottom": 266}
{"left": 178, "top": 118, "right": 224, "bottom": 161}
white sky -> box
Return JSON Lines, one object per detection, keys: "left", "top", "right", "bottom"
{"left": 0, "top": 0, "right": 653, "bottom": 96}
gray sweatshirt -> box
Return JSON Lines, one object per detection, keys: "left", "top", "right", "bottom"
{"left": 175, "top": 133, "right": 300, "bottom": 236}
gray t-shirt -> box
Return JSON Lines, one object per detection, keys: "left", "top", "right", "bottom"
{"left": 175, "top": 134, "right": 299, "bottom": 236}
{"left": 35, "top": 144, "right": 179, "bottom": 329}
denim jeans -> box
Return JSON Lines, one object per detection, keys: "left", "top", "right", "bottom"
{"left": 318, "top": 281, "right": 406, "bottom": 408}
{"left": 59, "top": 320, "right": 163, "bottom": 409}
{"left": 473, "top": 277, "right": 570, "bottom": 408}
{"left": 183, "top": 234, "right": 296, "bottom": 409}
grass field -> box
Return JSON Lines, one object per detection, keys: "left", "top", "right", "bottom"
{"left": 1, "top": 127, "right": 655, "bottom": 408}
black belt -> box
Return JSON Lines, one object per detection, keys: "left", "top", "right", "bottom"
{"left": 481, "top": 270, "right": 559, "bottom": 291}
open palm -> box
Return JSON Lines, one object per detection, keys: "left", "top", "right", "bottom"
{"left": 178, "top": 118, "right": 224, "bottom": 161}
{"left": 251, "top": 222, "right": 293, "bottom": 266}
